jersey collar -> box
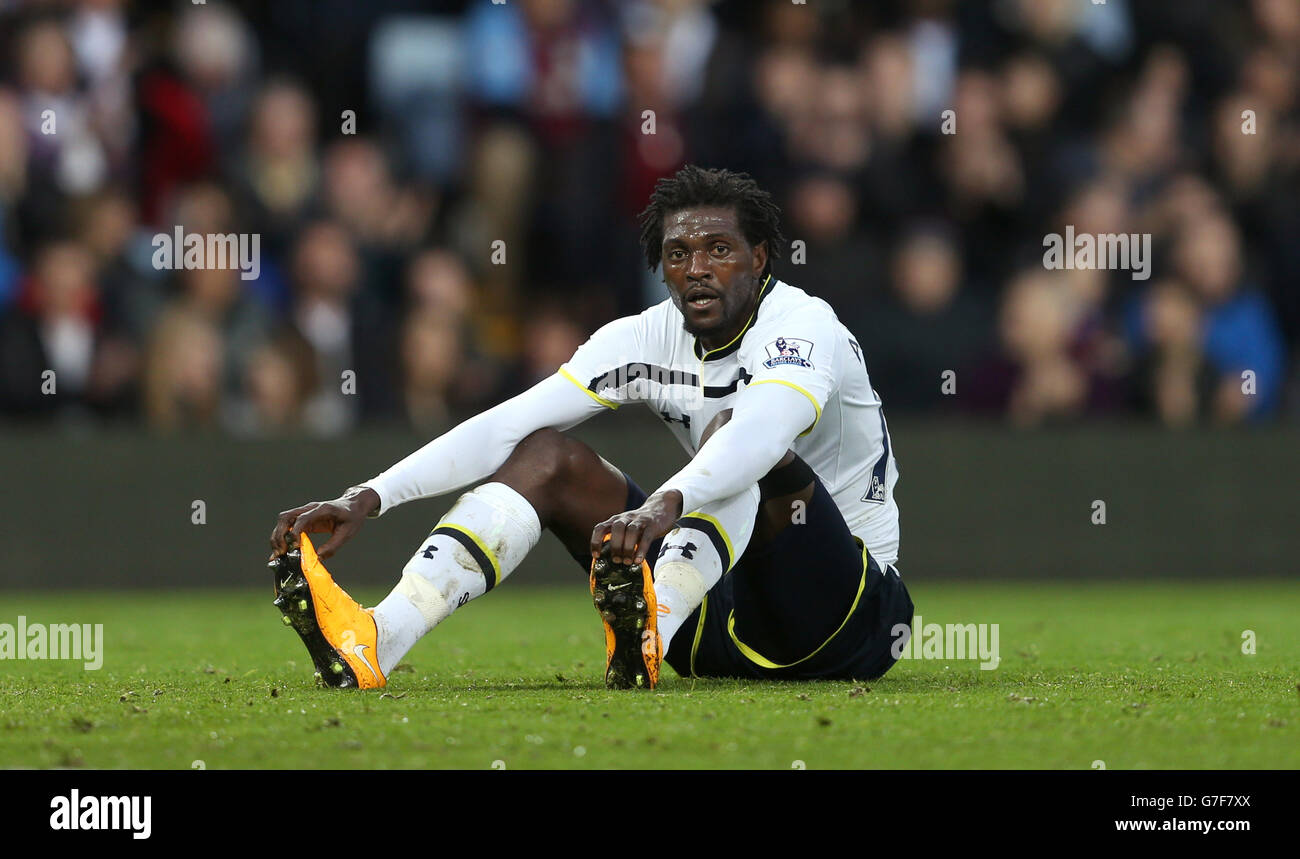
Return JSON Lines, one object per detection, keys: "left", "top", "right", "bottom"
{"left": 693, "top": 273, "right": 776, "bottom": 362}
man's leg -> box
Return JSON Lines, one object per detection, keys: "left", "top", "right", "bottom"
{"left": 660, "top": 411, "right": 912, "bottom": 681}
{"left": 370, "top": 428, "right": 632, "bottom": 675}
{"left": 649, "top": 409, "right": 799, "bottom": 671}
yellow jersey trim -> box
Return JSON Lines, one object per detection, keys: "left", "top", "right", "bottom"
{"left": 558, "top": 367, "right": 620, "bottom": 410}
{"left": 748, "top": 379, "right": 822, "bottom": 436}
{"left": 695, "top": 274, "right": 774, "bottom": 361}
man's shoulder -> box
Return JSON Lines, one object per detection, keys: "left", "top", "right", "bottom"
{"left": 639, "top": 295, "right": 681, "bottom": 328}
{"left": 590, "top": 297, "right": 677, "bottom": 338}
{"left": 725, "top": 280, "right": 840, "bottom": 380}
{"left": 761, "top": 278, "right": 841, "bottom": 326}
{"left": 746, "top": 278, "right": 845, "bottom": 355}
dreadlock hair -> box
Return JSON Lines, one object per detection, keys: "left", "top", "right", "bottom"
{"left": 638, "top": 165, "right": 785, "bottom": 276}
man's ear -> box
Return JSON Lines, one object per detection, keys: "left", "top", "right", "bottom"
{"left": 752, "top": 240, "right": 769, "bottom": 277}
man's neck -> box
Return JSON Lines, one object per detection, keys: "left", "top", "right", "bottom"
{"left": 697, "top": 276, "right": 765, "bottom": 352}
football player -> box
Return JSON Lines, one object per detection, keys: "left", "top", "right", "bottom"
{"left": 269, "top": 165, "right": 913, "bottom": 690}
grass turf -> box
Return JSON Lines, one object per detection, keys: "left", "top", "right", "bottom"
{"left": 1, "top": 581, "right": 1296, "bottom": 769}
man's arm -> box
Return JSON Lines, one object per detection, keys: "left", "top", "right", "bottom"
{"left": 590, "top": 381, "right": 817, "bottom": 564}
{"left": 360, "top": 372, "right": 609, "bottom": 513}
{"left": 269, "top": 372, "right": 608, "bottom": 559}
{"left": 654, "top": 380, "right": 818, "bottom": 514}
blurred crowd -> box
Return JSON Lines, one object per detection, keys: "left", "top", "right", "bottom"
{"left": 1, "top": 0, "right": 1298, "bottom": 434}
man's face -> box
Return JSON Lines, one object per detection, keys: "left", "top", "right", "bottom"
{"left": 661, "top": 206, "right": 768, "bottom": 344}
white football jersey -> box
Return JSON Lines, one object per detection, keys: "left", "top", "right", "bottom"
{"left": 559, "top": 274, "right": 901, "bottom": 566}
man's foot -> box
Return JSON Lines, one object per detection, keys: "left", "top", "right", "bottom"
{"left": 590, "top": 543, "right": 662, "bottom": 689}
{"left": 270, "top": 532, "right": 386, "bottom": 689}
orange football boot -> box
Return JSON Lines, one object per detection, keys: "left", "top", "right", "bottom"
{"left": 590, "top": 535, "right": 662, "bottom": 689}
{"left": 270, "top": 532, "right": 386, "bottom": 689}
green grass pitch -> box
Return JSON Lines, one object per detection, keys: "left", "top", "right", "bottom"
{"left": 1, "top": 581, "right": 1296, "bottom": 769}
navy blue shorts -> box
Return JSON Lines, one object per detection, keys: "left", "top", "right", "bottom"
{"left": 570, "top": 473, "right": 915, "bottom": 682}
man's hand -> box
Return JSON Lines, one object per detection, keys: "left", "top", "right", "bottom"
{"left": 590, "top": 490, "right": 683, "bottom": 566}
{"left": 269, "top": 486, "right": 380, "bottom": 561}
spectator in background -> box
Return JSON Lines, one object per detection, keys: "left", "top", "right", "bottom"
{"left": 969, "top": 269, "right": 1095, "bottom": 427}
{"left": 0, "top": 240, "right": 132, "bottom": 419}
{"left": 752, "top": 42, "right": 818, "bottom": 138}
{"left": 399, "top": 306, "right": 462, "bottom": 432}
{"left": 288, "top": 220, "right": 360, "bottom": 435}
{"left": 447, "top": 122, "right": 536, "bottom": 318}
{"left": 1128, "top": 279, "right": 1204, "bottom": 427}
{"left": 619, "top": 3, "right": 691, "bottom": 205}
{"left": 1126, "top": 210, "right": 1286, "bottom": 423}
{"left": 406, "top": 248, "right": 473, "bottom": 318}
{"left": 134, "top": 25, "right": 216, "bottom": 227}
{"left": 1137, "top": 171, "right": 1222, "bottom": 248}
{"left": 783, "top": 172, "right": 884, "bottom": 326}
{"left": 860, "top": 222, "right": 990, "bottom": 413}
{"left": 159, "top": 182, "right": 271, "bottom": 400}
{"left": 66, "top": 0, "right": 133, "bottom": 173}
{"left": 287, "top": 220, "right": 397, "bottom": 433}
{"left": 228, "top": 79, "right": 320, "bottom": 258}
{"left": 999, "top": 49, "right": 1066, "bottom": 224}
{"left": 1209, "top": 87, "right": 1300, "bottom": 351}
{"left": 494, "top": 301, "right": 588, "bottom": 398}
{"left": 0, "top": 91, "right": 27, "bottom": 309}
{"left": 225, "top": 332, "right": 317, "bottom": 436}
{"left": 939, "top": 70, "right": 1027, "bottom": 288}
{"left": 400, "top": 246, "right": 501, "bottom": 420}
{"left": 178, "top": 266, "right": 270, "bottom": 397}
{"left": 614, "top": 7, "right": 690, "bottom": 312}
{"left": 321, "top": 138, "right": 434, "bottom": 307}
{"left": 15, "top": 16, "right": 108, "bottom": 196}
{"left": 786, "top": 62, "right": 871, "bottom": 174}
{"left": 1098, "top": 47, "right": 1187, "bottom": 191}
{"left": 464, "top": 0, "right": 623, "bottom": 300}
{"left": 463, "top": 0, "right": 622, "bottom": 128}
{"left": 856, "top": 31, "right": 944, "bottom": 229}
{"left": 142, "top": 305, "right": 223, "bottom": 431}
{"left": 13, "top": 15, "right": 110, "bottom": 252}
{"left": 75, "top": 188, "right": 159, "bottom": 348}
{"left": 1253, "top": 0, "right": 1300, "bottom": 51}
{"left": 1053, "top": 178, "right": 1130, "bottom": 413}
{"left": 862, "top": 32, "right": 914, "bottom": 145}
{"left": 520, "top": 304, "right": 588, "bottom": 386}
{"left": 172, "top": 0, "right": 259, "bottom": 153}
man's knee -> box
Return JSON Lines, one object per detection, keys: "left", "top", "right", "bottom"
{"left": 496, "top": 427, "right": 628, "bottom": 543}
{"left": 507, "top": 428, "right": 593, "bottom": 488}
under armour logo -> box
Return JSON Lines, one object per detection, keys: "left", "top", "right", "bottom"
{"left": 659, "top": 540, "right": 698, "bottom": 560}
{"left": 660, "top": 410, "right": 691, "bottom": 428}
{"left": 422, "top": 544, "right": 438, "bottom": 559}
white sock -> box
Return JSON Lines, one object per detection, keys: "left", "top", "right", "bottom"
{"left": 653, "top": 562, "right": 711, "bottom": 653}
{"left": 653, "top": 485, "right": 759, "bottom": 654}
{"left": 372, "top": 482, "right": 541, "bottom": 674}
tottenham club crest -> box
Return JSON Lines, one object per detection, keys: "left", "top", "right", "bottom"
{"left": 762, "top": 337, "right": 814, "bottom": 369}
